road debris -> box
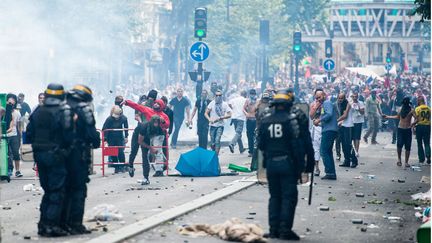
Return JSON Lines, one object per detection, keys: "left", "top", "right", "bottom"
{"left": 85, "top": 204, "right": 123, "bottom": 222}
{"left": 355, "top": 193, "right": 365, "bottom": 198}
{"left": 178, "top": 218, "right": 266, "bottom": 243}
{"left": 352, "top": 219, "right": 363, "bottom": 224}
{"left": 319, "top": 206, "right": 330, "bottom": 211}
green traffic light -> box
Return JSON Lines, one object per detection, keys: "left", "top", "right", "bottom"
{"left": 294, "top": 45, "right": 301, "bottom": 52}
{"left": 386, "top": 58, "right": 391, "bottom": 63}
{"left": 196, "top": 29, "right": 205, "bottom": 37}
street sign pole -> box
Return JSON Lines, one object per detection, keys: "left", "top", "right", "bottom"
{"left": 294, "top": 54, "right": 299, "bottom": 96}
{"left": 196, "top": 38, "right": 203, "bottom": 99}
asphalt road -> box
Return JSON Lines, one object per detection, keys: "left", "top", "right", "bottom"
{"left": 0, "top": 132, "right": 430, "bottom": 243}
{"left": 131, "top": 132, "right": 430, "bottom": 243}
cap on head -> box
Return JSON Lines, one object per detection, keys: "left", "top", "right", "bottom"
{"left": 147, "top": 89, "right": 158, "bottom": 100}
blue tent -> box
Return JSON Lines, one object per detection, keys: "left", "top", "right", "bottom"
{"left": 175, "top": 147, "right": 220, "bottom": 177}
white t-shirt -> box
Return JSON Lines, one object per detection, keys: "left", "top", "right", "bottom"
{"left": 7, "top": 109, "right": 21, "bottom": 137}
{"left": 342, "top": 105, "right": 354, "bottom": 128}
{"left": 228, "top": 96, "right": 246, "bottom": 121}
{"left": 207, "top": 100, "right": 231, "bottom": 127}
{"left": 351, "top": 101, "right": 365, "bottom": 124}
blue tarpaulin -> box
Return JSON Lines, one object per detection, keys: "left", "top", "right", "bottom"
{"left": 175, "top": 147, "right": 220, "bottom": 177}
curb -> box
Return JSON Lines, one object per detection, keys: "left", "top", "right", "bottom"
{"left": 86, "top": 177, "right": 257, "bottom": 243}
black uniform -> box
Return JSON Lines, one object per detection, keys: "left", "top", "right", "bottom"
{"left": 258, "top": 105, "right": 314, "bottom": 238}
{"left": 26, "top": 97, "right": 73, "bottom": 236}
{"left": 62, "top": 96, "right": 100, "bottom": 233}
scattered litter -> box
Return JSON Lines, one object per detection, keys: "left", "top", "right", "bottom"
{"left": 23, "top": 236, "right": 31, "bottom": 240}
{"left": 85, "top": 204, "right": 123, "bottom": 222}
{"left": 423, "top": 207, "right": 431, "bottom": 223}
{"left": 397, "top": 179, "right": 405, "bottom": 183}
{"left": 178, "top": 218, "right": 266, "bottom": 243}
{"left": 387, "top": 216, "right": 402, "bottom": 223}
{"left": 319, "top": 206, "right": 330, "bottom": 211}
{"left": 415, "top": 212, "right": 423, "bottom": 220}
{"left": 367, "top": 199, "right": 383, "bottom": 205}
{"left": 356, "top": 193, "right": 365, "bottom": 198}
{"left": 360, "top": 228, "right": 367, "bottom": 232}
{"left": 415, "top": 207, "right": 423, "bottom": 211}
{"left": 411, "top": 166, "right": 422, "bottom": 172}
{"left": 22, "top": 184, "right": 43, "bottom": 192}
{"left": 328, "top": 196, "right": 336, "bottom": 202}
{"left": 2, "top": 206, "right": 11, "bottom": 210}
{"left": 411, "top": 190, "right": 431, "bottom": 201}
{"left": 367, "top": 224, "right": 379, "bottom": 229}
{"left": 12, "top": 231, "right": 19, "bottom": 235}
{"left": 352, "top": 219, "right": 363, "bottom": 224}
{"left": 354, "top": 176, "right": 363, "bottom": 179}
{"left": 420, "top": 176, "right": 430, "bottom": 183}
{"left": 367, "top": 175, "right": 376, "bottom": 179}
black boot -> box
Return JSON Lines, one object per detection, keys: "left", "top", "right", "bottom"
{"left": 264, "top": 225, "right": 279, "bottom": 239}
{"left": 38, "top": 224, "right": 69, "bottom": 237}
{"left": 67, "top": 224, "right": 92, "bottom": 235}
{"left": 279, "top": 222, "right": 299, "bottom": 241}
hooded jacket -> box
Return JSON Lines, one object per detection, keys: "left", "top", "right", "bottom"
{"left": 124, "top": 99, "right": 170, "bottom": 131}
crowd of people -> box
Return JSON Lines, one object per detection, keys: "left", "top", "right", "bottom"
{"left": 1, "top": 71, "right": 430, "bottom": 182}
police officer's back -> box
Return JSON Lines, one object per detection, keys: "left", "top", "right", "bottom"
{"left": 62, "top": 84, "right": 100, "bottom": 235}
{"left": 26, "top": 83, "right": 72, "bottom": 237}
{"left": 258, "top": 89, "right": 314, "bottom": 240}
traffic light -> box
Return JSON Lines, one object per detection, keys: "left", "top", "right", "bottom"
{"left": 325, "top": 39, "right": 333, "bottom": 58}
{"left": 194, "top": 7, "right": 207, "bottom": 38}
{"left": 293, "top": 32, "right": 302, "bottom": 55}
{"left": 386, "top": 52, "right": 391, "bottom": 63}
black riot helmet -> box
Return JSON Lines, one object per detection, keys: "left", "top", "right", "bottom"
{"left": 68, "top": 84, "right": 93, "bottom": 102}
{"left": 270, "top": 88, "right": 294, "bottom": 107}
{"left": 44, "top": 83, "right": 65, "bottom": 105}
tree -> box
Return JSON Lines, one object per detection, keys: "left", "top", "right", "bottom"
{"left": 413, "top": 0, "right": 431, "bottom": 22}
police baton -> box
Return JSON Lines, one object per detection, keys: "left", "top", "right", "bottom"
{"left": 308, "top": 172, "right": 314, "bottom": 205}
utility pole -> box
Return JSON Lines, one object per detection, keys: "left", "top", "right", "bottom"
{"left": 260, "top": 20, "right": 269, "bottom": 92}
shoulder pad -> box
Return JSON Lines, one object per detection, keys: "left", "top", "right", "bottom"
{"left": 79, "top": 103, "right": 95, "bottom": 126}
{"left": 60, "top": 104, "right": 73, "bottom": 130}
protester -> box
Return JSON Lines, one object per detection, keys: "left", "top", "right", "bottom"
{"left": 384, "top": 97, "right": 414, "bottom": 167}
{"left": 228, "top": 90, "right": 247, "bottom": 154}
{"left": 190, "top": 90, "right": 211, "bottom": 149}
{"left": 17, "top": 93, "right": 31, "bottom": 117}
{"left": 363, "top": 90, "right": 383, "bottom": 144}
{"left": 102, "top": 105, "right": 129, "bottom": 173}
{"left": 205, "top": 90, "right": 232, "bottom": 156}
{"left": 309, "top": 88, "right": 323, "bottom": 176}
{"left": 127, "top": 95, "right": 147, "bottom": 178}
{"left": 336, "top": 92, "right": 358, "bottom": 168}
{"left": 414, "top": 96, "right": 431, "bottom": 164}
{"left": 243, "top": 89, "right": 258, "bottom": 157}
{"left": 5, "top": 94, "right": 22, "bottom": 177}
{"left": 350, "top": 92, "right": 365, "bottom": 157}
{"left": 313, "top": 90, "right": 338, "bottom": 180}
{"left": 169, "top": 88, "right": 191, "bottom": 149}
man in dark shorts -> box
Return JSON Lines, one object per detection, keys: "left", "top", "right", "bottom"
{"left": 384, "top": 97, "right": 414, "bottom": 167}
{"left": 350, "top": 92, "right": 365, "bottom": 157}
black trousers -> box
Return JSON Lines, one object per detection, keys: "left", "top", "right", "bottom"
{"left": 266, "top": 159, "right": 298, "bottom": 233}
{"left": 246, "top": 119, "right": 256, "bottom": 154}
{"left": 141, "top": 147, "right": 150, "bottom": 179}
{"left": 197, "top": 120, "right": 209, "bottom": 149}
{"left": 340, "top": 126, "right": 358, "bottom": 165}
{"left": 34, "top": 151, "right": 67, "bottom": 226}
{"left": 62, "top": 147, "right": 89, "bottom": 226}
{"left": 129, "top": 127, "right": 141, "bottom": 166}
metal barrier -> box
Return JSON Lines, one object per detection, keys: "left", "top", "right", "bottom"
{"left": 95, "top": 128, "right": 169, "bottom": 177}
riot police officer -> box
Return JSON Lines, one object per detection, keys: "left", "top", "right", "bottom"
{"left": 258, "top": 89, "right": 314, "bottom": 240}
{"left": 26, "top": 83, "right": 73, "bottom": 237}
{"left": 62, "top": 84, "right": 100, "bottom": 234}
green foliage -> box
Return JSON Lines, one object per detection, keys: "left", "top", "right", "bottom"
{"left": 413, "top": 0, "right": 431, "bottom": 22}
{"left": 185, "top": 0, "right": 329, "bottom": 80}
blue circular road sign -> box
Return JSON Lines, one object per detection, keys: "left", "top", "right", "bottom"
{"left": 189, "top": 42, "right": 210, "bottom": 62}
{"left": 323, "top": 58, "right": 335, "bottom": 72}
